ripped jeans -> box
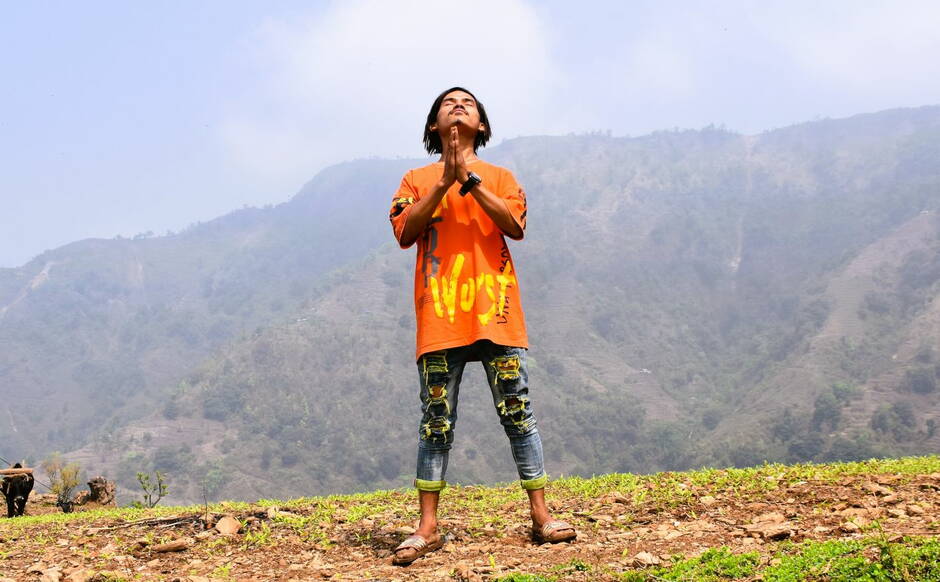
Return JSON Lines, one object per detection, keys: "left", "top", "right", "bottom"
{"left": 414, "top": 340, "right": 547, "bottom": 492}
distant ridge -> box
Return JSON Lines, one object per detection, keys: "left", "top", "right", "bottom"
{"left": 2, "top": 105, "right": 940, "bottom": 503}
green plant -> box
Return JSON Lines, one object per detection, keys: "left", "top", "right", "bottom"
{"left": 40, "top": 453, "right": 81, "bottom": 513}
{"left": 132, "top": 471, "right": 168, "bottom": 508}
{"left": 242, "top": 523, "right": 273, "bottom": 548}
{"left": 619, "top": 547, "right": 758, "bottom": 581}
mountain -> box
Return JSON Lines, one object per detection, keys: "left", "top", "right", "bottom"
{"left": 3, "top": 106, "right": 940, "bottom": 503}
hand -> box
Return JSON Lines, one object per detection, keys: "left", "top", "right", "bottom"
{"left": 440, "top": 126, "right": 458, "bottom": 187}
{"left": 453, "top": 127, "right": 470, "bottom": 184}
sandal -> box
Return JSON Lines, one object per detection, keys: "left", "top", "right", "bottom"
{"left": 391, "top": 533, "right": 444, "bottom": 566}
{"left": 532, "top": 520, "right": 577, "bottom": 544}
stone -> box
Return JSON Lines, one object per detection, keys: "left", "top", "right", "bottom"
{"left": 863, "top": 482, "right": 892, "bottom": 496}
{"left": 906, "top": 504, "right": 925, "bottom": 516}
{"left": 699, "top": 495, "right": 717, "bottom": 506}
{"left": 40, "top": 568, "right": 63, "bottom": 582}
{"left": 745, "top": 522, "right": 792, "bottom": 540}
{"left": 634, "top": 551, "right": 661, "bottom": 566}
{"left": 752, "top": 511, "right": 786, "bottom": 524}
{"left": 151, "top": 538, "right": 193, "bottom": 552}
{"left": 840, "top": 522, "right": 861, "bottom": 533}
{"left": 663, "top": 530, "right": 685, "bottom": 541}
{"left": 839, "top": 507, "right": 872, "bottom": 519}
{"left": 215, "top": 515, "right": 242, "bottom": 536}
{"left": 610, "top": 493, "right": 631, "bottom": 504}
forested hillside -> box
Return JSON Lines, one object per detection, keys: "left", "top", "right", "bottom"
{"left": 3, "top": 106, "right": 940, "bottom": 503}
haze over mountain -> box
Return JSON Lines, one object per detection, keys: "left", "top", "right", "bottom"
{"left": 3, "top": 105, "right": 940, "bottom": 503}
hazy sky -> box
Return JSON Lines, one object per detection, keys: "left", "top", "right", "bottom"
{"left": 3, "top": 1, "right": 939, "bottom": 268}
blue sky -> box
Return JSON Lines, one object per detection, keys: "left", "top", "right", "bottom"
{"left": 2, "top": 0, "right": 939, "bottom": 267}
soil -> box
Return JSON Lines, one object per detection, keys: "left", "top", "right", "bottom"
{"left": 2, "top": 471, "right": 939, "bottom": 581}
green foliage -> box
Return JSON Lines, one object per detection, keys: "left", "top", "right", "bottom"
{"left": 812, "top": 392, "right": 842, "bottom": 431}
{"left": 761, "top": 537, "right": 940, "bottom": 581}
{"left": 40, "top": 452, "right": 81, "bottom": 511}
{"left": 620, "top": 547, "right": 758, "bottom": 581}
{"left": 133, "top": 471, "right": 168, "bottom": 509}
{"left": 617, "top": 537, "right": 940, "bottom": 581}
{"left": 770, "top": 408, "right": 801, "bottom": 443}
{"left": 555, "top": 558, "right": 591, "bottom": 573}
{"left": 902, "top": 368, "right": 937, "bottom": 394}
{"left": 871, "top": 402, "right": 918, "bottom": 441}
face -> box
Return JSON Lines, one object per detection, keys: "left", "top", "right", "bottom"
{"left": 430, "top": 90, "right": 484, "bottom": 136}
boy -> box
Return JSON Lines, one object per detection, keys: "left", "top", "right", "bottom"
{"left": 388, "top": 87, "right": 575, "bottom": 565}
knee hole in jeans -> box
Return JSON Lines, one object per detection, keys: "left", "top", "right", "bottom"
{"left": 497, "top": 395, "right": 535, "bottom": 432}
{"left": 421, "top": 416, "right": 453, "bottom": 444}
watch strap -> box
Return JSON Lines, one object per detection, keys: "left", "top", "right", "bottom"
{"left": 459, "top": 172, "right": 482, "bottom": 195}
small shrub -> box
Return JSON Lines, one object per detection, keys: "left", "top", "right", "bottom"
{"left": 903, "top": 368, "right": 936, "bottom": 394}
{"left": 132, "top": 471, "right": 168, "bottom": 508}
{"left": 40, "top": 453, "right": 81, "bottom": 513}
{"left": 812, "top": 392, "right": 841, "bottom": 431}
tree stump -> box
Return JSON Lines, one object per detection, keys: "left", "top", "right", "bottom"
{"left": 76, "top": 476, "right": 116, "bottom": 507}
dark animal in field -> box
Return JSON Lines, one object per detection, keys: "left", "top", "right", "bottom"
{"left": 1, "top": 463, "right": 34, "bottom": 517}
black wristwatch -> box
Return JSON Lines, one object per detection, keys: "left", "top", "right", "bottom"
{"left": 459, "top": 171, "right": 482, "bottom": 196}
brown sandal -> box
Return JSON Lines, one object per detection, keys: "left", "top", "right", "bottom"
{"left": 391, "top": 533, "right": 444, "bottom": 566}
{"left": 532, "top": 520, "right": 577, "bottom": 544}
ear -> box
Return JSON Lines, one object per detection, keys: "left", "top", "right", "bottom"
{"left": 429, "top": 122, "right": 438, "bottom": 132}
{"left": 478, "top": 123, "right": 485, "bottom": 133}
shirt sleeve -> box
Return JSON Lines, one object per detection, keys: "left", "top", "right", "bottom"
{"left": 389, "top": 171, "right": 419, "bottom": 249}
{"left": 498, "top": 169, "right": 527, "bottom": 240}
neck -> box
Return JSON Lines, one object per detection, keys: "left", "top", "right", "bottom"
{"left": 458, "top": 142, "right": 478, "bottom": 162}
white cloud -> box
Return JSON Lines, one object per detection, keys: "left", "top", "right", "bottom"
{"left": 219, "top": 0, "right": 561, "bottom": 191}
{"left": 217, "top": 0, "right": 940, "bottom": 195}
{"left": 751, "top": 1, "right": 940, "bottom": 99}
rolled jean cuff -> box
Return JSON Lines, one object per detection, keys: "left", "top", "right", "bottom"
{"left": 520, "top": 474, "right": 548, "bottom": 490}
{"left": 414, "top": 478, "right": 447, "bottom": 492}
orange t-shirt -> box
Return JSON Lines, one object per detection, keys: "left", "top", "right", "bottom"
{"left": 389, "top": 160, "right": 529, "bottom": 359}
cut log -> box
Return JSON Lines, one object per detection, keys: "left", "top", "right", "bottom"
{"left": 0, "top": 468, "right": 33, "bottom": 476}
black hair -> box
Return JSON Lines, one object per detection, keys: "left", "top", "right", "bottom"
{"left": 423, "top": 86, "right": 492, "bottom": 155}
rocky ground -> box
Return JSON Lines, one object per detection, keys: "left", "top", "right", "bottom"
{"left": 2, "top": 458, "right": 939, "bottom": 581}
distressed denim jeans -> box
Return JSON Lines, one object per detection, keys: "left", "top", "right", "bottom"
{"left": 414, "top": 340, "right": 547, "bottom": 492}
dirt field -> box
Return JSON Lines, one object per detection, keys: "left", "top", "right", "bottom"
{"left": 2, "top": 458, "right": 939, "bottom": 581}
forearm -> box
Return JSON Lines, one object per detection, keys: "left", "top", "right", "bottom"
{"left": 468, "top": 184, "right": 523, "bottom": 239}
{"left": 398, "top": 180, "right": 450, "bottom": 247}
